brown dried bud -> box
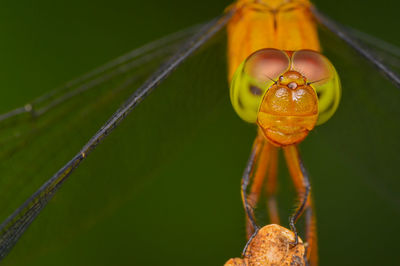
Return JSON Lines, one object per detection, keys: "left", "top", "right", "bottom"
{"left": 224, "top": 224, "right": 305, "bottom": 266}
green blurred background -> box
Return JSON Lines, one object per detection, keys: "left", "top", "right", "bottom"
{"left": 0, "top": 0, "right": 400, "bottom": 265}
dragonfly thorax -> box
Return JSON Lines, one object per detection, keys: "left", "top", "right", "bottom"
{"left": 257, "top": 70, "right": 318, "bottom": 146}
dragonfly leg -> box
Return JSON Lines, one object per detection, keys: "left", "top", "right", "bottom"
{"left": 283, "top": 145, "right": 317, "bottom": 265}
{"left": 283, "top": 146, "right": 311, "bottom": 237}
{"left": 241, "top": 135, "right": 264, "bottom": 254}
{"left": 245, "top": 140, "right": 269, "bottom": 239}
{"left": 243, "top": 135, "right": 280, "bottom": 239}
{"left": 305, "top": 201, "right": 318, "bottom": 266}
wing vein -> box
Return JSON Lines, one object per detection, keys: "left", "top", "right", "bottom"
{"left": 0, "top": 23, "right": 202, "bottom": 123}
{"left": 0, "top": 9, "right": 234, "bottom": 260}
{"left": 312, "top": 6, "right": 400, "bottom": 88}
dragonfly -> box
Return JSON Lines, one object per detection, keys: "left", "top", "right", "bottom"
{"left": 0, "top": 0, "right": 400, "bottom": 265}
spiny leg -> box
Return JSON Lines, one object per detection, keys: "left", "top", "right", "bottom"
{"left": 283, "top": 145, "right": 310, "bottom": 245}
{"left": 245, "top": 139, "right": 269, "bottom": 239}
{"left": 243, "top": 135, "right": 280, "bottom": 239}
{"left": 283, "top": 145, "right": 318, "bottom": 265}
{"left": 241, "top": 135, "right": 264, "bottom": 254}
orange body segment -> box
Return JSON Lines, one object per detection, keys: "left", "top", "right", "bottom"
{"left": 227, "top": 0, "right": 320, "bottom": 81}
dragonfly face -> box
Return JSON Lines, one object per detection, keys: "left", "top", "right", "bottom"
{"left": 231, "top": 48, "right": 340, "bottom": 146}
{"left": 257, "top": 70, "right": 318, "bottom": 146}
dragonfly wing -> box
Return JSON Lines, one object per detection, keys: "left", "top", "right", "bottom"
{"left": 0, "top": 10, "right": 235, "bottom": 261}
{"left": 311, "top": 6, "right": 400, "bottom": 88}
{"left": 344, "top": 26, "right": 400, "bottom": 71}
{"left": 0, "top": 23, "right": 204, "bottom": 123}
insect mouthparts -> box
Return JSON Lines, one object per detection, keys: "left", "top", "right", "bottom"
{"left": 287, "top": 82, "right": 298, "bottom": 89}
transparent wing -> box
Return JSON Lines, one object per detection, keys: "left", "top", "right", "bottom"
{"left": 0, "top": 24, "right": 203, "bottom": 123}
{"left": 0, "top": 26, "right": 197, "bottom": 257}
{"left": 345, "top": 26, "right": 400, "bottom": 71}
{"left": 0, "top": 11, "right": 234, "bottom": 262}
{"left": 311, "top": 6, "right": 400, "bottom": 88}
{"left": 0, "top": 24, "right": 204, "bottom": 153}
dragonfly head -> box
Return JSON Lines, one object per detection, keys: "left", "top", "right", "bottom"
{"left": 230, "top": 48, "right": 341, "bottom": 146}
{"left": 257, "top": 70, "right": 318, "bottom": 146}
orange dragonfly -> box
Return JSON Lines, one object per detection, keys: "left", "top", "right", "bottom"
{"left": 226, "top": 1, "right": 342, "bottom": 264}
{"left": 0, "top": 0, "right": 399, "bottom": 265}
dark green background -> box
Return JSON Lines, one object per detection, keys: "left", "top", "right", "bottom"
{"left": 0, "top": 0, "right": 399, "bottom": 265}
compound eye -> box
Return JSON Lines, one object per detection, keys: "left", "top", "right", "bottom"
{"left": 244, "top": 49, "right": 290, "bottom": 84}
{"left": 230, "top": 49, "right": 290, "bottom": 123}
{"left": 292, "top": 50, "right": 332, "bottom": 83}
{"left": 292, "top": 50, "right": 341, "bottom": 125}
